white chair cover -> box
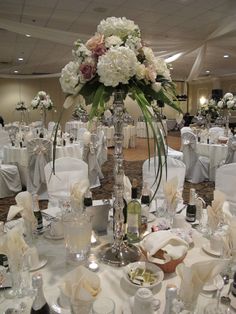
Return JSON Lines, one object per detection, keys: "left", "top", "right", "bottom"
{"left": 0, "top": 164, "right": 22, "bottom": 198}
{"left": 180, "top": 126, "right": 192, "bottom": 135}
{"left": 44, "top": 157, "right": 88, "bottom": 204}
{"left": 215, "top": 163, "right": 236, "bottom": 214}
{"left": 77, "top": 127, "right": 87, "bottom": 143}
{"left": 82, "top": 134, "right": 103, "bottom": 188}
{"left": 27, "top": 138, "right": 52, "bottom": 195}
{"left": 209, "top": 127, "right": 224, "bottom": 143}
{"left": 0, "top": 130, "right": 11, "bottom": 160}
{"left": 142, "top": 156, "right": 186, "bottom": 199}
{"left": 225, "top": 136, "right": 236, "bottom": 164}
{"left": 48, "top": 121, "right": 56, "bottom": 135}
{"left": 181, "top": 131, "right": 209, "bottom": 183}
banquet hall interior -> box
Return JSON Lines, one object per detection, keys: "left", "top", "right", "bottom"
{"left": 0, "top": 0, "right": 236, "bottom": 313}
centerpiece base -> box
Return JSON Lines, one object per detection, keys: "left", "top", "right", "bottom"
{"left": 99, "top": 242, "right": 141, "bottom": 267}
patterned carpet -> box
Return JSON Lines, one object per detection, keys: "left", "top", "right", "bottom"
{"left": 0, "top": 153, "right": 215, "bottom": 222}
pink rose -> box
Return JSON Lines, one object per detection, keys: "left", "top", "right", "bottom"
{"left": 79, "top": 62, "right": 96, "bottom": 81}
{"left": 145, "top": 66, "right": 156, "bottom": 82}
{"left": 86, "top": 34, "right": 104, "bottom": 51}
{"left": 92, "top": 43, "right": 107, "bottom": 57}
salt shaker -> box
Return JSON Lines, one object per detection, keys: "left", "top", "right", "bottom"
{"left": 133, "top": 288, "right": 160, "bottom": 314}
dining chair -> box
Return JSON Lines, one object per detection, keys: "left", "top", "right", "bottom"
{"left": 142, "top": 156, "right": 186, "bottom": 200}
{"left": 96, "top": 129, "right": 107, "bottom": 167}
{"left": 27, "top": 138, "right": 52, "bottom": 197}
{"left": 181, "top": 130, "right": 209, "bottom": 183}
{"left": 225, "top": 136, "right": 236, "bottom": 164}
{"left": 0, "top": 163, "right": 22, "bottom": 198}
{"left": 0, "top": 130, "right": 11, "bottom": 160}
{"left": 215, "top": 163, "right": 236, "bottom": 214}
{"left": 44, "top": 157, "right": 88, "bottom": 206}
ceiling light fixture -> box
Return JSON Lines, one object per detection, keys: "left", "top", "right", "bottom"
{"left": 25, "top": 34, "right": 31, "bottom": 37}
{"left": 18, "top": 57, "right": 24, "bottom": 61}
{"left": 165, "top": 52, "right": 183, "bottom": 63}
{"left": 205, "top": 70, "right": 210, "bottom": 74}
{"left": 170, "top": 67, "right": 173, "bottom": 70}
{"left": 14, "top": 70, "right": 19, "bottom": 74}
{"left": 223, "top": 54, "right": 229, "bottom": 58}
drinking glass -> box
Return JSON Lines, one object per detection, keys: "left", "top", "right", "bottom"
{"left": 62, "top": 212, "right": 92, "bottom": 264}
{"left": 91, "top": 297, "right": 115, "bottom": 314}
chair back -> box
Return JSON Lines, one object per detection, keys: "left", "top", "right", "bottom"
{"left": 181, "top": 131, "right": 198, "bottom": 179}
{"left": 0, "top": 130, "right": 11, "bottom": 159}
{"left": 44, "top": 157, "right": 88, "bottom": 202}
{"left": 27, "top": 138, "right": 52, "bottom": 194}
{"left": 225, "top": 136, "right": 236, "bottom": 164}
{"left": 142, "top": 156, "right": 186, "bottom": 199}
{"left": 215, "top": 163, "right": 236, "bottom": 214}
{"left": 96, "top": 129, "right": 107, "bottom": 166}
{"left": 209, "top": 127, "right": 224, "bottom": 143}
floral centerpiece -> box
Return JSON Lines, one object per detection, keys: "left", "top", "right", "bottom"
{"left": 217, "top": 92, "right": 236, "bottom": 110}
{"left": 31, "top": 91, "right": 53, "bottom": 111}
{"left": 15, "top": 101, "right": 27, "bottom": 111}
{"left": 57, "top": 17, "right": 181, "bottom": 266}
{"left": 198, "top": 99, "right": 219, "bottom": 120}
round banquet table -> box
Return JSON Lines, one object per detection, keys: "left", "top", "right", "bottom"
{"left": 0, "top": 205, "right": 231, "bottom": 314}
{"left": 97, "top": 125, "right": 136, "bottom": 148}
{"left": 136, "top": 120, "right": 168, "bottom": 138}
{"left": 196, "top": 142, "right": 228, "bottom": 181}
{"left": 3, "top": 143, "right": 82, "bottom": 186}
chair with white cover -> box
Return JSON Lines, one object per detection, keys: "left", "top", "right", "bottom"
{"left": 44, "top": 157, "right": 88, "bottom": 206}
{"left": 96, "top": 129, "right": 107, "bottom": 167}
{"left": 225, "top": 136, "right": 236, "bottom": 164}
{"left": 181, "top": 131, "right": 209, "bottom": 183}
{"left": 0, "top": 130, "right": 11, "bottom": 160}
{"left": 209, "top": 127, "right": 224, "bottom": 143}
{"left": 142, "top": 156, "right": 186, "bottom": 200}
{"left": 215, "top": 163, "right": 236, "bottom": 214}
{"left": 27, "top": 138, "right": 52, "bottom": 197}
{"left": 82, "top": 134, "right": 103, "bottom": 188}
{"left": 159, "top": 128, "right": 183, "bottom": 161}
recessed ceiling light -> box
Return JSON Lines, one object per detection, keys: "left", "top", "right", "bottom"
{"left": 25, "top": 34, "right": 31, "bottom": 37}
{"left": 223, "top": 54, "right": 229, "bottom": 58}
{"left": 14, "top": 70, "right": 19, "bottom": 73}
{"left": 206, "top": 70, "right": 210, "bottom": 74}
{"left": 18, "top": 57, "right": 24, "bottom": 61}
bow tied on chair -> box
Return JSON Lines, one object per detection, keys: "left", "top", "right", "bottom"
{"left": 33, "top": 144, "right": 48, "bottom": 155}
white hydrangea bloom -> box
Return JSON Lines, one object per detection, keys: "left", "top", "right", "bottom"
{"left": 125, "top": 35, "right": 142, "bottom": 54}
{"left": 154, "top": 56, "right": 171, "bottom": 80}
{"left": 105, "top": 35, "right": 123, "bottom": 48}
{"left": 227, "top": 100, "right": 235, "bottom": 108}
{"left": 97, "top": 46, "right": 138, "bottom": 87}
{"left": 143, "top": 46, "right": 156, "bottom": 64}
{"left": 217, "top": 100, "right": 223, "bottom": 108}
{"left": 31, "top": 99, "right": 38, "bottom": 108}
{"left": 97, "top": 17, "right": 140, "bottom": 39}
{"left": 223, "top": 92, "right": 233, "bottom": 101}
{"left": 135, "top": 63, "right": 146, "bottom": 80}
{"left": 152, "top": 82, "right": 162, "bottom": 93}
{"left": 72, "top": 41, "right": 91, "bottom": 63}
{"left": 60, "top": 61, "right": 80, "bottom": 95}
{"left": 38, "top": 91, "right": 47, "bottom": 98}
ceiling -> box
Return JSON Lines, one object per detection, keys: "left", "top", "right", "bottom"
{"left": 0, "top": 0, "right": 236, "bottom": 81}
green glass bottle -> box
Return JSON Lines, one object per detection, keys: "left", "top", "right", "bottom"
{"left": 127, "top": 179, "right": 141, "bottom": 243}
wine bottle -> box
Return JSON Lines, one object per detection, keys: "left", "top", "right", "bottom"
{"left": 84, "top": 189, "right": 93, "bottom": 208}
{"left": 32, "top": 194, "right": 43, "bottom": 233}
{"left": 31, "top": 273, "right": 50, "bottom": 314}
{"left": 186, "top": 188, "right": 196, "bottom": 223}
{"left": 141, "top": 182, "right": 150, "bottom": 206}
{"left": 127, "top": 179, "right": 141, "bottom": 243}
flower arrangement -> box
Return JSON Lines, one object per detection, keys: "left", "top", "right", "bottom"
{"left": 198, "top": 99, "right": 219, "bottom": 119}
{"left": 15, "top": 101, "right": 27, "bottom": 111}
{"left": 217, "top": 92, "right": 236, "bottom": 110}
{"left": 31, "top": 91, "right": 53, "bottom": 111}
{"left": 58, "top": 16, "right": 181, "bottom": 193}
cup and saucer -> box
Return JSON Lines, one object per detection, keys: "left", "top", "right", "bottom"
{"left": 202, "top": 235, "right": 222, "bottom": 257}
{"left": 25, "top": 247, "right": 47, "bottom": 272}
{"left": 44, "top": 220, "right": 64, "bottom": 240}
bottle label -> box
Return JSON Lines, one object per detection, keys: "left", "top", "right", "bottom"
{"left": 186, "top": 213, "right": 196, "bottom": 222}
{"left": 127, "top": 213, "right": 139, "bottom": 233}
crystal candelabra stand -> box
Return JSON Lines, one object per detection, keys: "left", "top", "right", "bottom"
{"left": 100, "top": 90, "right": 141, "bottom": 266}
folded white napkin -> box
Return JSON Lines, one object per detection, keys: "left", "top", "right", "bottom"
{"left": 176, "top": 259, "right": 227, "bottom": 307}
{"left": 60, "top": 265, "right": 101, "bottom": 304}
{"left": 163, "top": 177, "right": 180, "bottom": 212}
{"left": 123, "top": 175, "right": 132, "bottom": 203}
{"left": 70, "top": 179, "right": 90, "bottom": 209}
{"left": 140, "top": 230, "right": 188, "bottom": 264}
{"left": 207, "top": 190, "right": 225, "bottom": 232}
{"left": 7, "top": 191, "right": 36, "bottom": 225}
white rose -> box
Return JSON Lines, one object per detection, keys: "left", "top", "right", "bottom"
{"left": 227, "top": 100, "right": 234, "bottom": 108}
{"left": 105, "top": 35, "right": 123, "bottom": 48}
{"left": 151, "top": 82, "right": 162, "bottom": 93}
{"left": 217, "top": 100, "right": 224, "bottom": 109}
{"left": 135, "top": 63, "right": 146, "bottom": 80}
{"left": 224, "top": 93, "right": 234, "bottom": 100}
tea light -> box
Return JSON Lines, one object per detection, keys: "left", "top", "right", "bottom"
{"left": 91, "top": 230, "right": 97, "bottom": 244}
{"left": 87, "top": 254, "right": 99, "bottom": 272}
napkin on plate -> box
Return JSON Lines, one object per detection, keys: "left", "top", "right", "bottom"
{"left": 140, "top": 230, "right": 188, "bottom": 264}
{"left": 207, "top": 190, "right": 225, "bottom": 232}
{"left": 70, "top": 179, "right": 90, "bottom": 209}
{"left": 176, "top": 259, "right": 227, "bottom": 307}
{"left": 163, "top": 177, "right": 180, "bottom": 211}
{"left": 7, "top": 191, "right": 36, "bottom": 225}
{"left": 60, "top": 265, "right": 101, "bottom": 304}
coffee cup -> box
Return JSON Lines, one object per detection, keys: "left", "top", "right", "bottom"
{"left": 50, "top": 220, "right": 64, "bottom": 237}
{"left": 133, "top": 288, "right": 160, "bottom": 314}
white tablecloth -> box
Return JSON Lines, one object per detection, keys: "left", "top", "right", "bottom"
{"left": 3, "top": 144, "right": 82, "bottom": 186}
{"left": 97, "top": 125, "right": 136, "bottom": 148}
{"left": 136, "top": 120, "right": 167, "bottom": 138}
{"left": 196, "top": 142, "right": 228, "bottom": 181}
{"left": 64, "top": 121, "right": 88, "bottom": 138}
{"left": 0, "top": 205, "right": 228, "bottom": 314}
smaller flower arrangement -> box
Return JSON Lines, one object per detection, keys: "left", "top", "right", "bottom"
{"left": 31, "top": 91, "right": 53, "bottom": 110}
{"left": 199, "top": 99, "right": 219, "bottom": 119}
{"left": 217, "top": 92, "right": 236, "bottom": 110}
{"left": 72, "top": 104, "right": 88, "bottom": 120}
{"left": 15, "top": 101, "right": 27, "bottom": 111}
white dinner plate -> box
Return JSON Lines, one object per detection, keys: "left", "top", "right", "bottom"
{"left": 203, "top": 275, "right": 224, "bottom": 292}
{"left": 29, "top": 256, "right": 47, "bottom": 272}
{"left": 202, "top": 243, "right": 221, "bottom": 257}
{"left": 44, "top": 229, "right": 64, "bottom": 240}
